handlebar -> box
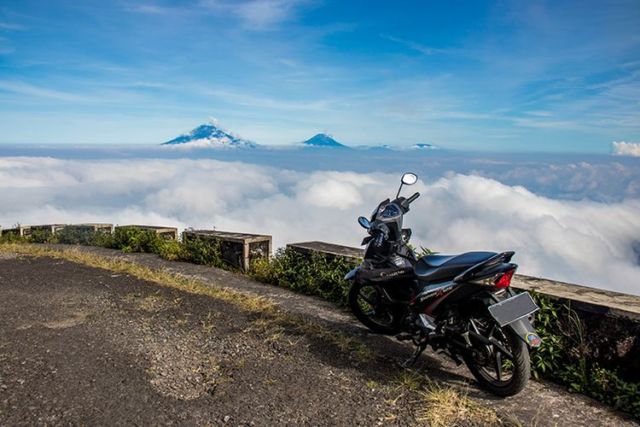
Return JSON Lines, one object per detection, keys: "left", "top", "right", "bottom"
{"left": 399, "top": 192, "right": 420, "bottom": 210}
{"left": 406, "top": 192, "right": 420, "bottom": 204}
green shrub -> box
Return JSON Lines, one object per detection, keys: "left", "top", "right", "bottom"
{"left": 56, "top": 227, "right": 114, "bottom": 246}
{"left": 530, "top": 292, "right": 566, "bottom": 378}
{"left": 0, "top": 231, "right": 26, "bottom": 244}
{"left": 559, "top": 363, "right": 640, "bottom": 416}
{"left": 109, "top": 227, "right": 158, "bottom": 253}
{"left": 250, "top": 248, "right": 357, "bottom": 305}
{"left": 105, "top": 226, "right": 205, "bottom": 264}
{"left": 46, "top": 225, "right": 225, "bottom": 268}
{"left": 56, "top": 227, "right": 89, "bottom": 245}
{"left": 529, "top": 292, "right": 640, "bottom": 418}
{"left": 26, "top": 229, "right": 56, "bottom": 244}
{"left": 180, "top": 236, "right": 224, "bottom": 267}
{"left": 155, "top": 239, "right": 187, "bottom": 261}
{"left": 90, "top": 231, "right": 116, "bottom": 248}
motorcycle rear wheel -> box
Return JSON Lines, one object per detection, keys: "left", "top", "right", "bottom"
{"left": 348, "top": 281, "right": 401, "bottom": 335}
{"left": 463, "top": 318, "right": 530, "bottom": 397}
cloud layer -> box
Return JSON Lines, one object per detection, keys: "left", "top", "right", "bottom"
{"left": 612, "top": 141, "right": 640, "bottom": 157}
{"left": 1, "top": 157, "right": 639, "bottom": 295}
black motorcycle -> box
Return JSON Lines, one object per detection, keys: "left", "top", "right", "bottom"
{"left": 345, "top": 172, "right": 542, "bottom": 397}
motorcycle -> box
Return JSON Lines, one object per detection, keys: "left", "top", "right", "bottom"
{"left": 345, "top": 172, "right": 542, "bottom": 397}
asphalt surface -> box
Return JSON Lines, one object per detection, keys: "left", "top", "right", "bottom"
{"left": 0, "top": 249, "right": 637, "bottom": 426}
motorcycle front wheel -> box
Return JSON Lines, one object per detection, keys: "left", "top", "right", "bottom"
{"left": 462, "top": 316, "right": 530, "bottom": 397}
{"left": 348, "top": 281, "right": 401, "bottom": 335}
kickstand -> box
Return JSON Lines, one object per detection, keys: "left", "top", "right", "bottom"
{"left": 402, "top": 343, "right": 426, "bottom": 368}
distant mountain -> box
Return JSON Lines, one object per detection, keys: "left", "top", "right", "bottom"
{"left": 163, "top": 120, "right": 257, "bottom": 148}
{"left": 412, "top": 143, "right": 437, "bottom": 150}
{"left": 302, "top": 133, "right": 346, "bottom": 148}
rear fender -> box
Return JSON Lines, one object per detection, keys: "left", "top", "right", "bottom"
{"left": 461, "top": 289, "right": 542, "bottom": 349}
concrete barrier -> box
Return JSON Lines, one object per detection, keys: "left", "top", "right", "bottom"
{"left": 1, "top": 223, "right": 113, "bottom": 237}
{"left": 286, "top": 241, "right": 363, "bottom": 262}
{"left": 1, "top": 224, "right": 65, "bottom": 237}
{"left": 66, "top": 223, "right": 113, "bottom": 234}
{"left": 183, "top": 230, "right": 272, "bottom": 271}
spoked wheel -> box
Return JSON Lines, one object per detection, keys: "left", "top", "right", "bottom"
{"left": 463, "top": 316, "right": 530, "bottom": 397}
{"left": 348, "top": 281, "right": 401, "bottom": 335}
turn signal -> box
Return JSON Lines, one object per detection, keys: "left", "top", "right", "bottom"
{"left": 494, "top": 269, "right": 515, "bottom": 289}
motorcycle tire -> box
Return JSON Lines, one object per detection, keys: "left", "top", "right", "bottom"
{"left": 463, "top": 324, "right": 530, "bottom": 397}
{"left": 348, "top": 281, "right": 402, "bottom": 335}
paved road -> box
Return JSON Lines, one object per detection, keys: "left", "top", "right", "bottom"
{"left": 0, "top": 248, "right": 637, "bottom": 426}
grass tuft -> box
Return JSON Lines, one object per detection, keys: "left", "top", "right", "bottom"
{"left": 416, "top": 381, "right": 499, "bottom": 427}
{"left": 392, "top": 370, "right": 428, "bottom": 392}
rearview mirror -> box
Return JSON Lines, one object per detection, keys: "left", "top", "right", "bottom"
{"left": 402, "top": 172, "right": 418, "bottom": 185}
{"left": 358, "top": 216, "right": 371, "bottom": 229}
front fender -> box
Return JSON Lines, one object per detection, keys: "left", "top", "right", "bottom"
{"left": 344, "top": 266, "right": 360, "bottom": 281}
{"left": 508, "top": 317, "right": 542, "bottom": 348}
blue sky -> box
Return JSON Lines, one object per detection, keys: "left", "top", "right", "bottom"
{"left": 0, "top": 0, "right": 639, "bottom": 151}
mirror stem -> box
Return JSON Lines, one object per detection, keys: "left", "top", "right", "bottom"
{"left": 396, "top": 183, "right": 404, "bottom": 199}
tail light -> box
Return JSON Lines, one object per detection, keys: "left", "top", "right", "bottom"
{"left": 494, "top": 268, "right": 515, "bottom": 289}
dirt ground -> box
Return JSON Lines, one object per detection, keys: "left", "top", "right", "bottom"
{"left": 0, "top": 250, "right": 637, "bottom": 426}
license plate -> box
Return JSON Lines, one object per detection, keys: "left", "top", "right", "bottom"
{"left": 488, "top": 292, "right": 539, "bottom": 327}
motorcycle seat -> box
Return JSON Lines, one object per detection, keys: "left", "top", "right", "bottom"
{"left": 415, "top": 251, "right": 497, "bottom": 284}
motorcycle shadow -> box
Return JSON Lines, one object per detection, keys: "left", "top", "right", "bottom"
{"left": 249, "top": 309, "right": 480, "bottom": 393}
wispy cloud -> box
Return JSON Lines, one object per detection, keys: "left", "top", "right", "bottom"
{"left": 379, "top": 34, "right": 453, "bottom": 56}
{"left": 0, "top": 81, "right": 89, "bottom": 102}
{"left": 202, "top": 86, "right": 333, "bottom": 111}
{"left": 126, "top": 0, "right": 309, "bottom": 30}
{"left": 231, "top": 0, "right": 306, "bottom": 30}
{"left": 123, "top": 4, "right": 175, "bottom": 15}
{"left": 0, "top": 22, "right": 26, "bottom": 31}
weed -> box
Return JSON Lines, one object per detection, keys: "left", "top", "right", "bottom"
{"left": 392, "top": 370, "right": 427, "bottom": 392}
{"left": 416, "top": 381, "right": 499, "bottom": 427}
{"left": 529, "top": 291, "right": 640, "bottom": 418}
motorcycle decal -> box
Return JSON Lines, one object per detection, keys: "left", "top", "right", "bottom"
{"left": 526, "top": 332, "right": 542, "bottom": 348}
{"left": 380, "top": 269, "right": 406, "bottom": 278}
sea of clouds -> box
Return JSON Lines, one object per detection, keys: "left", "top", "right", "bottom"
{"left": 1, "top": 156, "right": 639, "bottom": 295}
